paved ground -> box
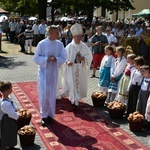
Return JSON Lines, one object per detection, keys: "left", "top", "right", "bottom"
{"left": 0, "top": 36, "right": 150, "bottom": 150}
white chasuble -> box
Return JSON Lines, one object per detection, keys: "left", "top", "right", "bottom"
{"left": 61, "top": 40, "right": 92, "bottom": 103}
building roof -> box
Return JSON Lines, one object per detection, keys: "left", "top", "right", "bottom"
{"left": 0, "top": 8, "right": 9, "bottom": 14}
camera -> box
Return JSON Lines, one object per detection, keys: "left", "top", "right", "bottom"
{"left": 99, "top": 41, "right": 102, "bottom": 45}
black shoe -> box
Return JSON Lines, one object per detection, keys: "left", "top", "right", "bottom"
{"left": 90, "top": 74, "right": 95, "bottom": 78}
{"left": 41, "top": 118, "right": 47, "bottom": 126}
{"left": 47, "top": 116, "right": 54, "bottom": 122}
{"left": 72, "top": 104, "right": 78, "bottom": 110}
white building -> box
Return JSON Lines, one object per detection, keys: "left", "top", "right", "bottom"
{"left": 94, "top": 0, "right": 150, "bottom": 21}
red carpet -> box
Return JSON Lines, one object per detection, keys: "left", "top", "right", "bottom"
{"left": 13, "top": 82, "right": 148, "bottom": 150}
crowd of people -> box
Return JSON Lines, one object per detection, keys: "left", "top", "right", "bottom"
{"left": 0, "top": 16, "right": 150, "bottom": 59}
{"left": 0, "top": 16, "right": 150, "bottom": 149}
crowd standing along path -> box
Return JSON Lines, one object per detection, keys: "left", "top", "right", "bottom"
{"left": 0, "top": 37, "right": 150, "bottom": 149}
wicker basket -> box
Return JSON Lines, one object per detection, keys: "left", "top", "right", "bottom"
{"left": 129, "top": 120, "right": 143, "bottom": 132}
{"left": 17, "top": 116, "right": 31, "bottom": 130}
{"left": 18, "top": 127, "right": 36, "bottom": 147}
{"left": 107, "top": 107, "right": 126, "bottom": 119}
{"left": 91, "top": 92, "right": 107, "bottom": 107}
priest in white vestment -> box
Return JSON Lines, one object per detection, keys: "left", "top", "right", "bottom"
{"left": 33, "top": 25, "right": 67, "bottom": 126}
{"left": 61, "top": 23, "right": 93, "bottom": 106}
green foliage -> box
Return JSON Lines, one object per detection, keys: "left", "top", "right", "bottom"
{"left": 0, "top": 0, "right": 38, "bottom": 16}
{"left": 0, "top": 0, "right": 134, "bottom": 21}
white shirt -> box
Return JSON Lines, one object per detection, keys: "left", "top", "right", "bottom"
{"left": 131, "top": 69, "right": 143, "bottom": 86}
{"left": 9, "top": 21, "right": 16, "bottom": 31}
{"left": 141, "top": 78, "right": 150, "bottom": 91}
{"left": 145, "top": 95, "right": 150, "bottom": 121}
{"left": 112, "top": 56, "right": 127, "bottom": 78}
{"left": 32, "top": 24, "right": 40, "bottom": 35}
{"left": 1, "top": 98, "right": 19, "bottom": 120}
{"left": 38, "top": 23, "right": 47, "bottom": 34}
{"left": 105, "top": 33, "right": 117, "bottom": 47}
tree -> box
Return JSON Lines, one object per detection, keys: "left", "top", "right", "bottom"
{"left": 0, "top": 0, "right": 38, "bottom": 17}
{"left": 38, "top": 0, "right": 47, "bottom": 20}
{"left": 0, "top": 0, "right": 134, "bottom": 22}
{"left": 49, "top": 0, "right": 134, "bottom": 23}
{"left": 106, "top": 0, "right": 135, "bottom": 21}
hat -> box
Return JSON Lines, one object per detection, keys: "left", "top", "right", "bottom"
{"left": 70, "top": 23, "right": 83, "bottom": 36}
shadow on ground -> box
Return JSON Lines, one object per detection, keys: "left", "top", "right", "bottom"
{"left": 22, "top": 144, "right": 41, "bottom": 150}
{"left": 0, "top": 50, "right": 8, "bottom": 54}
{"left": 0, "top": 56, "right": 27, "bottom": 69}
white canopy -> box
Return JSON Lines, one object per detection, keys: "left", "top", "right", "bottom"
{"left": 0, "top": 15, "right": 8, "bottom": 22}
{"left": 28, "top": 16, "right": 37, "bottom": 21}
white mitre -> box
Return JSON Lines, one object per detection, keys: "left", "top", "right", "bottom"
{"left": 70, "top": 23, "right": 83, "bottom": 36}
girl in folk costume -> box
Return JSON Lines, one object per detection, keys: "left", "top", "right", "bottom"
{"left": 61, "top": 23, "right": 92, "bottom": 107}
{"left": 106, "top": 46, "right": 127, "bottom": 103}
{"left": 117, "top": 53, "right": 136, "bottom": 105}
{"left": 127, "top": 56, "right": 145, "bottom": 116}
{"left": 136, "top": 65, "right": 150, "bottom": 117}
{"left": 0, "top": 81, "right": 20, "bottom": 150}
{"left": 98, "top": 45, "right": 115, "bottom": 93}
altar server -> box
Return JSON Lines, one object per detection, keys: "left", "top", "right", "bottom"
{"left": 33, "top": 25, "right": 67, "bottom": 126}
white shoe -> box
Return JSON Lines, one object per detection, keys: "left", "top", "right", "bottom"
{"left": 75, "top": 100, "right": 79, "bottom": 106}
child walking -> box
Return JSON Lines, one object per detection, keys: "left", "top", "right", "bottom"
{"left": 0, "top": 81, "right": 20, "bottom": 150}
{"left": 136, "top": 65, "right": 150, "bottom": 116}
{"left": 127, "top": 56, "right": 145, "bottom": 116}
{"left": 106, "top": 46, "right": 127, "bottom": 103}
{"left": 24, "top": 25, "right": 33, "bottom": 54}
{"left": 99, "top": 45, "right": 115, "bottom": 93}
{"left": 117, "top": 53, "right": 136, "bottom": 105}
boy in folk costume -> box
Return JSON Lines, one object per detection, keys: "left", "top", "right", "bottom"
{"left": 0, "top": 81, "right": 20, "bottom": 150}
{"left": 136, "top": 65, "right": 150, "bottom": 116}
{"left": 127, "top": 56, "right": 145, "bottom": 116}
{"left": 117, "top": 53, "right": 136, "bottom": 105}
{"left": 98, "top": 45, "right": 116, "bottom": 93}
{"left": 106, "top": 46, "right": 127, "bottom": 103}
{"left": 61, "top": 23, "right": 93, "bottom": 107}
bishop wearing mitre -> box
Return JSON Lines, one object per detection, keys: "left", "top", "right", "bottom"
{"left": 61, "top": 23, "right": 93, "bottom": 107}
